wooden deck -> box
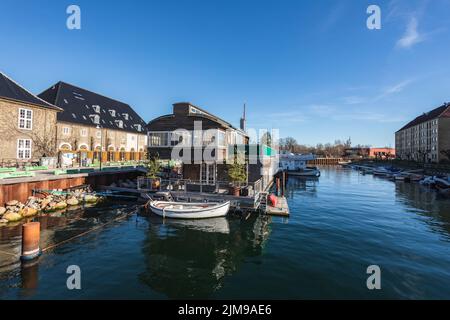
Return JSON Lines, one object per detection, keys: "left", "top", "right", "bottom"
{"left": 266, "top": 196, "right": 290, "bottom": 217}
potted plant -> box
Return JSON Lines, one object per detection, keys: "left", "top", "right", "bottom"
{"left": 228, "top": 151, "right": 247, "bottom": 196}
{"left": 146, "top": 155, "right": 162, "bottom": 190}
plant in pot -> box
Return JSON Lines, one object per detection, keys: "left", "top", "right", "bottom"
{"left": 146, "top": 155, "right": 162, "bottom": 190}
{"left": 227, "top": 151, "right": 247, "bottom": 196}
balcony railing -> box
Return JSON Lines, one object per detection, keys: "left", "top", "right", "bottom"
{"left": 137, "top": 177, "right": 265, "bottom": 198}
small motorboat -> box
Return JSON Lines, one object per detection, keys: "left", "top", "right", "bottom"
{"left": 287, "top": 167, "right": 321, "bottom": 177}
{"left": 338, "top": 160, "right": 352, "bottom": 166}
{"left": 148, "top": 200, "right": 230, "bottom": 219}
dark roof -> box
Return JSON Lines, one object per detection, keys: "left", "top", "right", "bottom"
{"left": 0, "top": 71, "right": 62, "bottom": 111}
{"left": 168, "top": 102, "right": 248, "bottom": 136}
{"left": 38, "top": 82, "right": 147, "bottom": 134}
{"left": 397, "top": 103, "right": 450, "bottom": 132}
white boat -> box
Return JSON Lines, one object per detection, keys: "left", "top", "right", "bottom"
{"left": 288, "top": 167, "right": 321, "bottom": 177}
{"left": 148, "top": 200, "right": 230, "bottom": 219}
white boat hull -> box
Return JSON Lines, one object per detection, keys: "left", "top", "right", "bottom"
{"left": 149, "top": 201, "right": 230, "bottom": 219}
{"left": 288, "top": 169, "right": 321, "bottom": 177}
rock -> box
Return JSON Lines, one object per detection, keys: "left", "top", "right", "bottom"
{"left": 84, "top": 195, "right": 98, "bottom": 203}
{"left": 21, "top": 207, "right": 38, "bottom": 217}
{"left": 6, "top": 200, "right": 18, "bottom": 206}
{"left": 41, "top": 198, "right": 51, "bottom": 210}
{"left": 0, "top": 218, "right": 8, "bottom": 224}
{"left": 0, "top": 207, "right": 6, "bottom": 216}
{"left": 66, "top": 197, "right": 79, "bottom": 206}
{"left": 44, "top": 202, "right": 57, "bottom": 212}
{"left": 3, "top": 211, "right": 22, "bottom": 222}
{"left": 55, "top": 201, "right": 67, "bottom": 210}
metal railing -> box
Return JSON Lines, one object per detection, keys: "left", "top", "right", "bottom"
{"left": 137, "top": 177, "right": 265, "bottom": 197}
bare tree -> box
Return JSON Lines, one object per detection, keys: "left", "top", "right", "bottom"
{"left": 2, "top": 114, "right": 57, "bottom": 158}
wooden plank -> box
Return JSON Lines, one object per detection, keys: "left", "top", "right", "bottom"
{"left": 266, "top": 196, "right": 290, "bottom": 217}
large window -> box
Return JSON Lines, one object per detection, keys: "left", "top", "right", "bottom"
{"left": 18, "top": 108, "right": 33, "bottom": 130}
{"left": 17, "top": 139, "right": 32, "bottom": 159}
{"left": 218, "top": 130, "right": 226, "bottom": 147}
{"left": 149, "top": 132, "right": 169, "bottom": 147}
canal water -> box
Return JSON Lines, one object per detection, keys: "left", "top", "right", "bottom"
{"left": 0, "top": 167, "right": 449, "bottom": 299}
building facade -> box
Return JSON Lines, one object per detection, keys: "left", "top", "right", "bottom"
{"left": 0, "top": 72, "right": 62, "bottom": 166}
{"left": 344, "top": 147, "right": 396, "bottom": 160}
{"left": 395, "top": 103, "right": 450, "bottom": 163}
{"left": 39, "top": 82, "right": 148, "bottom": 166}
{"left": 147, "top": 102, "right": 249, "bottom": 184}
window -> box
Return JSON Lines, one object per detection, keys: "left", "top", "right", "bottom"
{"left": 91, "top": 114, "right": 100, "bottom": 124}
{"left": 93, "top": 105, "right": 101, "bottom": 113}
{"left": 17, "top": 139, "right": 32, "bottom": 159}
{"left": 218, "top": 130, "right": 226, "bottom": 147}
{"left": 62, "top": 127, "right": 70, "bottom": 135}
{"left": 18, "top": 108, "right": 32, "bottom": 130}
{"left": 149, "top": 132, "right": 169, "bottom": 147}
{"left": 80, "top": 128, "right": 87, "bottom": 137}
{"left": 116, "top": 120, "right": 123, "bottom": 128}
{"left": 123, "top": 113, "right": 129, "bottom": 120}
{"left": 109, "top": 109, "right": 116, "bottom": 117}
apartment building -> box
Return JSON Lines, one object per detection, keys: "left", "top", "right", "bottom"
{"left": 38, "top": 81, "right": 148, "bottom": 166}
{"left": 395, "top": 103, "right": 450, "bottom": 163}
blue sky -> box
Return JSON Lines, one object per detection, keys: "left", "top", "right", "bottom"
{"left": 1, "top": 0, "right": 449, "bottom": 147}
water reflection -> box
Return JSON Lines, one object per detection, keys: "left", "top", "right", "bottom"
{"left": 139, "top": 215, "right": 272, "bottom": 298}
{"left": 285, "top": 176, "right": 318, "bottom": 199}
{"left": 394, "top": 181, "right": 450, "bottom": 238}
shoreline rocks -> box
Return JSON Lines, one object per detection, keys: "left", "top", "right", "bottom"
{"left": 0, "top": 188, "right": 103, "bottom": 225}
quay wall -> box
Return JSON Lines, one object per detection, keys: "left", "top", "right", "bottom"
{"left": 0, "top": 169, "right": 145, "bottom": 204}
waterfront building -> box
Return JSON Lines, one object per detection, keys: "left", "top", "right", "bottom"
{"left": 147, "top": 102, "right": 278, "bottom": 191}
{"left": 38, "top": 82, "right": 148, "bottom": 166}
{"left": 344, "top": 147, "right": 396, "bottom": 160}
{"left": 0, "top": 72, "right": 62, "bottom": 166}
{"left": 395, "top": 103, "right": 450, "bottom": 163}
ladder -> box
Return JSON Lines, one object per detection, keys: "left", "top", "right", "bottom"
{"left": 257, "top": 192, "right": 269, "bottom": 214}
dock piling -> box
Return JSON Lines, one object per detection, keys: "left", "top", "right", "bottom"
{"left": 21, "top": 222, "right": 41, "bottom": 262}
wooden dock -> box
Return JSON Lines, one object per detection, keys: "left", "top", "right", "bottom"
{"left": 266, "top": 196, "right": 290, "bottom": 217}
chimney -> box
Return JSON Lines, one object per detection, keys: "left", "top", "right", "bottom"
{"left": 240, "top": 103, "right": 246, "bottom": 131}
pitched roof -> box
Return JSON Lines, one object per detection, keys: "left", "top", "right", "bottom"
{"left": 397, "top": 103, "right": 450, "bottom": 132}
{"left": 38, "top": 81, "right": 147, "bottom": 134}
{"left": 0, "top": 71, "right": 62, "bottom": 111}
{"left": 170, "top": 102, "right": 248, "bottom": 136}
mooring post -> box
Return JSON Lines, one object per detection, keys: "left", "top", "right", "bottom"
{"left": 282, "top": 171, "right": 286, "bottom": 197}
{"left": 21, "top": 222, "right": 41, "bottom": 262}
{"left": 276, "top": 177, "right": 280, "bottom": 196}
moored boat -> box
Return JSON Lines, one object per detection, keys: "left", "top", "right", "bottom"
{"left": 148, "top": 200, "right": 230, "bottom": 219}
{"left": 287, "top": 167, "right": 321, "bottom": 177}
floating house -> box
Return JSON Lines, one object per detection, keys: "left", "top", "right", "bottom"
{"left": 147, "top": 102, "right": 278, "bottom": 194}
{"left": 39, "top": 82, "right": 148, "bottom": 166}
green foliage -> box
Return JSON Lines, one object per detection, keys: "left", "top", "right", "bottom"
{"left": 228, "top": 150, "right": 247, "bottom": 185}
{"left": 146, "top": 155, "right": 161, "bottom": 178}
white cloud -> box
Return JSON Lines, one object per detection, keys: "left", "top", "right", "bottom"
{"left": 396, "top": 17, "right": 424, "bottom": 48}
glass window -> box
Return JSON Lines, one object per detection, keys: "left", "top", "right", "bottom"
{"left": 149, "top": 132, "right": 169, "bottom": 147}
{"left": 18, "top": 108, "right": 32, "bottom": 130}
{"left": 17, "top": 139, "right": 32, "bottom": 159}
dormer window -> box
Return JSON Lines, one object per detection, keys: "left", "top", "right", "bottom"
{"left": 115, "top": 120, "right": 123, "bottom": 128}
{"left": 135, "top": 124, "right": 142, "bottom": 131}
{"left": 90, "top": 114, "right": 100, "bottom": 124}
{"left": 109, "top": 109, "right": 116, "bottom": 117}
{"left": 93, "top": 105, "right": 101, "bottom": 113}
{"left": 123, "top": 113, "right": 129, "bottom": 120}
